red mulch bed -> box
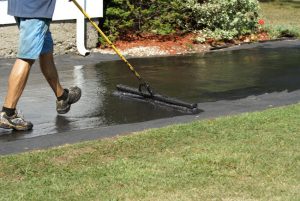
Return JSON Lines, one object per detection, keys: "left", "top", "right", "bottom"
{"left": 98, "top": 32, "right": 271, "bottom": 55}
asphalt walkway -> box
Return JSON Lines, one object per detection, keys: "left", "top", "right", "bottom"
{"left": 1, "top": 40, "right": 300, "bottom": 155}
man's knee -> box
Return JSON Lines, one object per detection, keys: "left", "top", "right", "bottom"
{"left": 16, "top": 58, "right": 35, "bottom": 66}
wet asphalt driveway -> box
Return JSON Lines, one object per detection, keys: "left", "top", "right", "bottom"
{"left": 1, "top": 40, "right": 300, "bottom": 155}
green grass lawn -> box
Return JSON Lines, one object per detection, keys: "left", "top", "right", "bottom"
{"left": 260, "top": 1, "right": 300, "bottom": 38}
{"left": 1, "top": 103, "right": 300, "bottom": 200}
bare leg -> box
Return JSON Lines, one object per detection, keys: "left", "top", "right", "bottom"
{"left": 39, "top": 52, "right": 64, "bottom": 97}
{"left": 40, "top": 52, "right": 81, "bottom": 115}
{"left": 3, "top": 58, "right": 34, "bottom": 109}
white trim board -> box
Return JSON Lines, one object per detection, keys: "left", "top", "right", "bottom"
{"left": 0, "top": 0, "right": 103, "bottom": 25}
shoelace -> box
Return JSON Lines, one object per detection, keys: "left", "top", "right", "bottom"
{"left": 14, "top": 109, "right": 25, "bottom": 120}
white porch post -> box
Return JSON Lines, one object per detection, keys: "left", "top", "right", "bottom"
{"left": 76, "top": 0, "right": 90, "bottom": 56}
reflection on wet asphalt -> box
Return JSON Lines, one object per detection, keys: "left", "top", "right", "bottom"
{"left": 0, "top": 42, "right": 300, "bottom": 140}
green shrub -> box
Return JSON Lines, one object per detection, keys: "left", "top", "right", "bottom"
{"left": 100, "top": 0, "right": 260, "bottom": 43}
{"left": 181, "top": 0, "right": 260, "bottom": 40}
{"left": 101, "top": 0, "right": 184, "bottom": 39}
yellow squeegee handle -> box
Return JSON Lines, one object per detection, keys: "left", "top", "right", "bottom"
{"left": 70, "top": 0, "right": 146, "bottom": 84}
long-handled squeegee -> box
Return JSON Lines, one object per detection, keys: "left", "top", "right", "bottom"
{"left": 70, "top": 0, "right": 201, "bottom": 114}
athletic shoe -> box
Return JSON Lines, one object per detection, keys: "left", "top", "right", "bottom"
{"left": 56, "top": 86, "right": 81, "bottom": 114}
{"left": 0, "top": 111, "right": 33, "bottom": 131}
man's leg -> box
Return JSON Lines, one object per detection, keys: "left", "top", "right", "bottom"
{"left": 0, "top": 18, "right": 50, "bottom": 131}
{"left": 3, "top": 59, "right": 34, "bottom": 109}
{"left": 39, "top": 26, "right": 81, "bottom": 115}
{"left": 39, "top": 52, "right": 81, "bottom": 114}
{"left": 39, "top": 52, "right": 64, "bottom": 98}
{"left": 0, "top": 58, "right": 34, "bottom": 131}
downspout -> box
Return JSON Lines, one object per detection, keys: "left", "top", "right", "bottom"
{"left": 76, "top": 0, "right": 90, "bottom": 56}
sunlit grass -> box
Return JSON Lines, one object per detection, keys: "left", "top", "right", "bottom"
{"left": 260, "top": 1, "right": 300, "bottom": 38}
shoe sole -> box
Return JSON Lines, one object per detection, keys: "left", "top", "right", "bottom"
{"left": 57, "top": 105, "right": 71, "bottom": 114}
{"left": 57, "top": 90, "right": 81, "bottom": 114}
{"left": 0, "top": 122, "right": 33, "bottom": 131}
{"left": 68, "top": 90, "right": 82, "bottom": 104}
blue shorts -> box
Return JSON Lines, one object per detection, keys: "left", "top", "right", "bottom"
{"left": 16, "top": 18, "right": 53, "bottom": 60}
